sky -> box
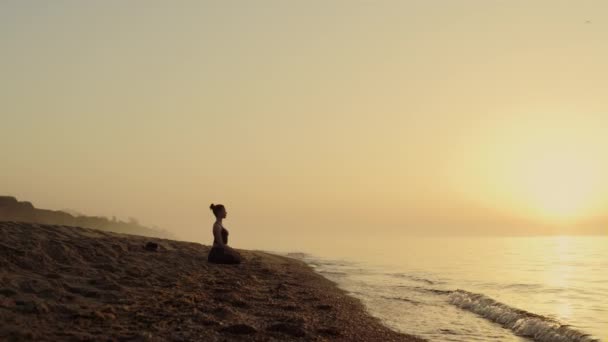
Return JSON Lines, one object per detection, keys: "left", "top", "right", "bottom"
{"left": 2, "top": 1, "right": 607, "bottom": 249}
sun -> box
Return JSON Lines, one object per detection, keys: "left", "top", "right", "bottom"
{"left": 513, "top": 150, "right": 600, "bottom": 223}
{"left": 449, "top": 110, "right": 608, "bottom": 226}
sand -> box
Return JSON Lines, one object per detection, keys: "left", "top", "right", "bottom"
{"left": 0, "top": 222, "right": 424, "bottom": 341}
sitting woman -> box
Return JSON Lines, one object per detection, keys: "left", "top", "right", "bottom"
{"left": 207, "top": 203, "right": 242, "bottom": 264}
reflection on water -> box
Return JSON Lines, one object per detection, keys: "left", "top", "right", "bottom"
{"left": 281, "top": 235, "right": 608, "bottom": 341}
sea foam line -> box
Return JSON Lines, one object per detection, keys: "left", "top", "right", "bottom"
{"left": 448, "top": 290, "right": 599, "bottom": 342}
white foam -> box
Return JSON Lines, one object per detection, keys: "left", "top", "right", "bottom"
{"left": 449, "top": 290, "right": 600, "bottom": 342}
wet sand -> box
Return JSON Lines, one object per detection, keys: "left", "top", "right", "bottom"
{"left": 0, "top": 222, "right": 424, "bottom": 341}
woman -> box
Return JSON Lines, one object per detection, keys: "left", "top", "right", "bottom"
{"left": 207, "top": 203, "right": 242, "bottom": 264}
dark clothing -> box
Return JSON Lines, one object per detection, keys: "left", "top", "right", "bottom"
{"left": 214, "top": 227, "right": 229, "bottom": 246}
{"left": 208, "top": 226, "right": 241, "bottom": 264}
{"left": 208, "top": 246, "right": 241, "bottom": 264}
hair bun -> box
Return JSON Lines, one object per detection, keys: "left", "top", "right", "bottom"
{"left": 210, "top": 203, "right": 215, "bottom": 210}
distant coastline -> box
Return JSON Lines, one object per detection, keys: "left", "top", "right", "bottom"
{"left": 0, "top": 196, "right": 172, "bottom": 239}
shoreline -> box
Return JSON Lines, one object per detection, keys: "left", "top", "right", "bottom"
{"left": 0, "top": 222, "right": 424, "bottom": 341}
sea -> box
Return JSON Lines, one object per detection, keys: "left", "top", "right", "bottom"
{"left": 280, "top": 235, "right": 607, "bottom": 341}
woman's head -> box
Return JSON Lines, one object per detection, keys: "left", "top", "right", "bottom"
{"left": 210, "top": 203, "right": 227, "bottom": 219}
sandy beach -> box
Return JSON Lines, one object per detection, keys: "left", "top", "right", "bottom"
{"left": 0, "top": 222, "right": 423, "bottom": 341}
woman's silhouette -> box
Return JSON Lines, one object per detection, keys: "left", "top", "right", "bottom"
{"left": 207, "top": 203, "right": 242, "bottom": 264}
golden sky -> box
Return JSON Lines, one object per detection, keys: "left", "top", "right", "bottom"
{"left": 2, "top": 1, "right": 607, "bottom": 247}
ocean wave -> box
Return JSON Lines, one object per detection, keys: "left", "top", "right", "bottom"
{"left": 501, "top": 283, "right": 544, "bottom": 290}
{"left": 401, "top": 285, "right": 453, "bottom": 295}
{"left": 388, "top": 273, "right": 438, "bottom": 285}
{"left": 381, "top": 296, "right": 423, "bottom": 305}
{"left": 448, "top": 290, "right": 599, "bottom": 342}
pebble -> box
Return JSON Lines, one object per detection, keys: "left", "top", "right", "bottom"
{"left": 221, "top": 324, "right": 257, "bottom": 334}
{"left": 267, "top": 322, "right": 307, "bottom": 337}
